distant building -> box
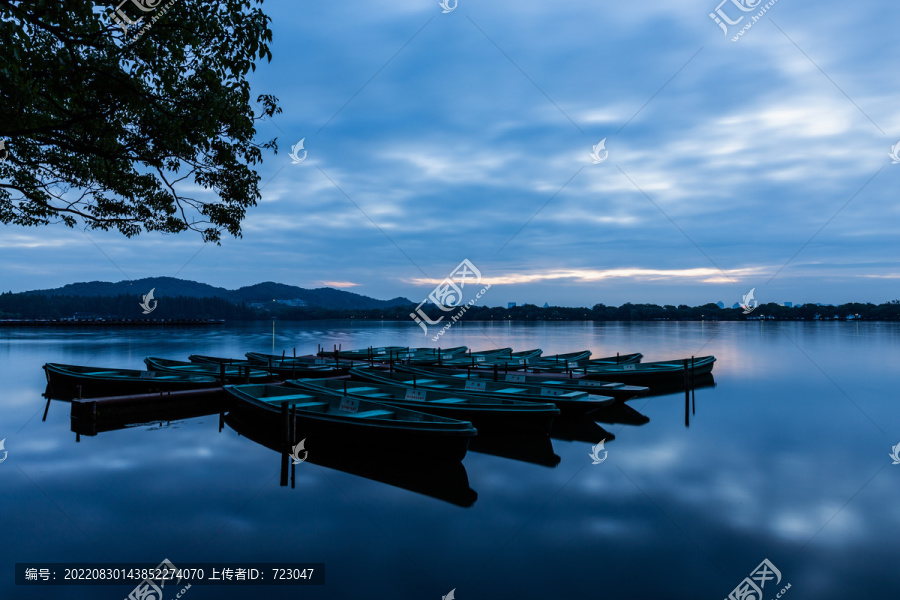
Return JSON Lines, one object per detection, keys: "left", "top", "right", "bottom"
{"left": 275, "top": 299, "right": 308, "bottom": 307}
{"left": 507, "top": 302, "right": 517, "bottom": 309}
{"left": 783, "top": 302, "right": 792, "bottom": 308}
{"left": 732, "top": 302, "right": 741, "bottom": 309}
{"left": 716, "top": 301, "right": 725, "bottom": 309}
{"left": 543, "top": 302, "right": 550, "bottom": 308}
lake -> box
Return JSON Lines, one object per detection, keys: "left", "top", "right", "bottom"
{"left": 2, "top": 320, "right": 899, "bottom": 599}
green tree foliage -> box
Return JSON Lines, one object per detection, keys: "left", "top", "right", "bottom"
{"left": 0, "top": 0, "right": 279, "bottom": 242}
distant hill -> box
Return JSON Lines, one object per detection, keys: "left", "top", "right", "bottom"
{"left": 23, "top": 277, "right": 414, "bottom": 310}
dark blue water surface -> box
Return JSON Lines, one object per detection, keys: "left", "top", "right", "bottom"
{"left": 2, "top": 321, "right": 899, "bottom": 599}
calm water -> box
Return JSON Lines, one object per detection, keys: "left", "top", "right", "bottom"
{"left": 2, "top": 320, "right": 900, "bottom": 599}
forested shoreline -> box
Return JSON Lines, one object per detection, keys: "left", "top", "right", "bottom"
{"left": 2, "top": 293, "right": 898, "bottom": 322}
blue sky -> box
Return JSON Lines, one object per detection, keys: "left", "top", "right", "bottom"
{"left": 2, "top": 0, "right": 899, "bottom": 307}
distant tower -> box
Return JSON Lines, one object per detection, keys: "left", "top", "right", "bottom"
{"left": 543, "top": 302, "right": 549, "bottom": 308}
{"left": 716, "top": 301, "right": 725, "bottom": 309}
{"left": 507, "top": 302, "right": 517, "bottom": 309}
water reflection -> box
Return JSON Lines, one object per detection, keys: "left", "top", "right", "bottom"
{"left": 550, "top": 416, "right": 615, "bottom": 444}
{"left": 224, "top": 411, "right": 478, "bottom": 508}
{"left": 468, "top": 433, "right": 561, "bottom": 468}
{"left": 592, "top": 402, "right": 651, "bottom": 426}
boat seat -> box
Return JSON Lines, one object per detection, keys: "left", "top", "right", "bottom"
{"left": 347, "top": 409, "right": 394, "bottom": 418}
{"left": 262, "top": 393, "right": 317, "bottom": 402}
{"left": 360, "top": 392, "right": 393, "bottom": 398}
{"left": 495, "top": 387, "right": 527, "bottom": 394}
{"left": 429, "top": 397, "right": 467, "bottom": 404}
{"left": 89, "top": 370, "right": 134, "bottom": 376}
{"left": 288, "top": 401, "right": 330, "bottom": 409}
{"left": 427, "top": 383, "right": 452, "bottom": 389}
{"left": 344, "top": 386, "right": 380, "bottom": 393}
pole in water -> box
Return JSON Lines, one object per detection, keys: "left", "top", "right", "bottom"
{"left": 691, "top": 355, "right": 695, "bottom": 389}
{"left": 280, "top": 401, "right": 290, "bottom": 487}
{"left": 272, "top": 320, "right": 275, "bottom": 354}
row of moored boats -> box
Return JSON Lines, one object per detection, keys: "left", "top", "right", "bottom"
{"left": 44, "top": 346, "right": 715, "bottom": 462}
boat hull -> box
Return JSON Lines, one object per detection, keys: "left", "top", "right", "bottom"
{"left": 286, "top": 380, "right": 558, "bottom": 435}
{"left": 579, "top": 356, "right": 716, "bottom": 385}
{"left": 43, "top": 363, "right": 218, "bottom": 399}
{"left": 225, "top": 385, "right": 475, "bottom": 462}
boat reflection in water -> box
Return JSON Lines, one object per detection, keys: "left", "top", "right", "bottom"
{"left": 549, "top": 416, "right": 616, "bottom": 445}
{"left": 225, "top": 411, "right": 478, "bottom": 508}
{"left": 62, "top": 391, "right": 478, "bottom": 508}
{"left": 65, "top": 388, "right": 229, "bottom": 437}
{"left": 641, "top": 372, "right": 716, "bottom": 398}
{"left": 467, "top": 433, "right": 561, "bottom": 468}
{"left": 591, "top": 401, "right": 650, "bottom": 427}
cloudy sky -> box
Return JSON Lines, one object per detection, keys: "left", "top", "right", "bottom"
{"left": 3, "top": 0, "right": 899, "bottom": 307}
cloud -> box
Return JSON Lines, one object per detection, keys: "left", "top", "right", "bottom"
{"left": 318, "top": 280, "right": 360, "bottom": 288}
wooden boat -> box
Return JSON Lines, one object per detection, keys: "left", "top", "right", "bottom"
{"left": 350, "top": 367, "right": 608, "bottom": 418}
{"left": 402, "top": 346, "right": 470, "bottom": 365}
{"left": 190, "top": 354, "right": 349, "bottom": 378}
{"left": 576, "top": 356, "right": 716, "bottom": 385}
{"left": 534, "top": 350, "right": 591, "bottom": 363}
{"left": 144, "top": 357, "right": 273, "bottom": 383}
{"left": 316, "top": 346, "right": 411, "bottom": 360}
{"left": 526, "top": 352, "right": 642, "bottom": 371}
{"left": 224, "top": 383, "right": 476, "bottom": 462}
{"left": 43, "top": 363, "right": 218, "bottom": 399}
{"left": 442, "top": 348, "right": 543, "bottom": 368}
{"left": 394, "top": 365, "right": 648, "bottom": 402}
{"left": 285, "top": 378, "right": 560, "bottom": 434}
{"left": 244, "top": 351, "right": 359, "bottom": 368}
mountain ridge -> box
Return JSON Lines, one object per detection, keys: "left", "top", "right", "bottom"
{"left": 21, "top": 277, "right": 413, "bottom": 310}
